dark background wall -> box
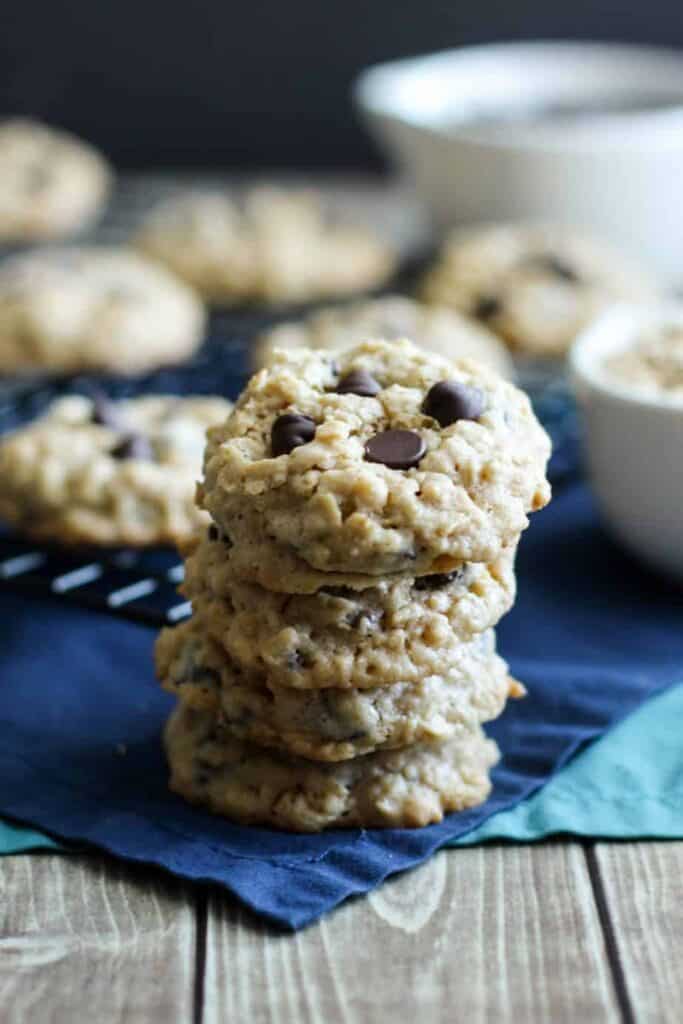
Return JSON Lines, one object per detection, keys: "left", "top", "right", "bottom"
{"left": 1, "top": 1, "right": 681, "bottom": 168}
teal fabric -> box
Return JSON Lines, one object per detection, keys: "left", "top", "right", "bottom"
{"left": 0, "top": 819, "right": 60, "bottom": 852}
{"left": 452, "top": 682, "right": 683, "bottom": 845}
{"left": 3, "top": 682, "right": 682, "bottom": 857}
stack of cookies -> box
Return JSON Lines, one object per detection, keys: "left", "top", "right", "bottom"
{"left": 156, "top": 338, "right": 551, "bottom": 832}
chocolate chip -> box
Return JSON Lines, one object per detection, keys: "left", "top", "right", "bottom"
{"left": 110, "top": 432, "right": 154, "bottom": 461}
{"left": 271, "top": 413, "right": 316, "bottom": 456}
{"left": 335, "top": 369, "right": 381, "bottom": 397}
{"left": 208, "top": 523, "right": 233, "bottom": 548}
{"left": 531, "top": 253, "right": 580, "bottom": 283}
{"left": 422, "top": 380, "right": 485, "bottom": 426}
{"left": 364, "top": 429, "right": 426, "bottom": 470}
{"left": 473, "top": 295, "right": 502, "bottom": 321}
{"left": 190, "top": 665, "right": 219, "bottom": 687}
{"left": 414, "top": 568, "right": 464, "bottom": 591}
{"left": 319, "top": 585, "right": 356, "bottom": 599}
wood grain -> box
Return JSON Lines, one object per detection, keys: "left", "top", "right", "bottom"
{"left": 202, "top": 844, "right": 619, "bottom": 1024}
{"left": 0, "top": 854, "right": 197, "bottom": 1024}
{"left": 596, "top": 841, "right": 683, "bottom": 1023}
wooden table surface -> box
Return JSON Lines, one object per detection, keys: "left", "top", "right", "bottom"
{"left": 2, "top": 176, "right": 681, "bottom": 1022}
{"left": 2, "top": 840, "right": 682, "bottom": 1022}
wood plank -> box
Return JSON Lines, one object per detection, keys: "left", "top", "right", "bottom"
{"left": 203, "top": 843, "right": 619, "bottom": 1024}
{"left": 0, "top": 854, "right": 197, "bottom": 1024}
{"left": 595, "top": 841, "right": 683, "bottom": 1023}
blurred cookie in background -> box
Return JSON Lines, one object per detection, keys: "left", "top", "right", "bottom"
{"left": 0, "top": 393, "right": 232, "bottom": 547}
{"left": 420, "top": 224, "right": 660, "bottom": 357}
{"left": 253, "top": 294, "right": 514, "bottom": 377}
{"left": 135, "top": 186, "right": 396, "bottom": 306}
{"left": 0, "top": 118, "right": 112, "bottom": 243}
{"left": 0, "top": 247, "right": 206, "bottom": 375}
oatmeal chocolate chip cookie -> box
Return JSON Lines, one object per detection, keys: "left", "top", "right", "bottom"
{"left": 182, "top": 531, "right": 516, "bottom": 688}
{"left": 420, "top": 224, "right": 659, "bottom": 357}
{"left": 0, "top": 247, "right": 206, "bottom": 375}
{"left": 136, "top": 187, "right": 395, "bottom": 306}
{"left": 156, "top": 617, "right": 516, "bottom": 761}
{"left": 0, "top": 118, "right": 111, "bottom": 242}
{"left": 181, "top": 515, "right": 404, "bottom": 594}
{"left": 253, "top": 295, "right": 514, "bottom": 378}
{"left": 164, "top": 701, "right": 499, "bottom": 830}
{"left": 199, "top": 338, "right": 551, "bottom": 578}
{"left": 0, "top": 393, "right": 231, "bottom": 546}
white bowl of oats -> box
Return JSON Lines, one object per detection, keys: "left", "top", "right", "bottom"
{"left": 570, "top": 305, "right": 683, "bottom": 581}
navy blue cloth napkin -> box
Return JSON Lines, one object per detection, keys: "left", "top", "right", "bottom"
{"left": 1, "top": 481, "right": 682, "bottom": 930}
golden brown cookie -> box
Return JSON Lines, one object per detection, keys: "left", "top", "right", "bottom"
{"left": 421, "top": 223, "right": 658, "bottom": 356}
{"left": 136, "top": 187, "right": 395, "bottom": 305}
{"left": 164, "top": 701, "right": 499, "bottom": 831}
{"left": 200, "top": 338, "right": 551, "bottom": 578}
{"left": 0, "top": 394, "right": 231, "bottom": 546}
{"left": 156, "top": 616, "right": 516, "bottom": 760}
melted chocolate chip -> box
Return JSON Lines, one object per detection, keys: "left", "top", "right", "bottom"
{"left": 473, "top": 295, "right": 502, "bottom": 321}
{"left": 208, "top": 523, "right": 233, "bottom": 548}
{"left": 422, "top": 380, "right": 485, "bottom": 426}
{"left": 319, "top": 585, "right": 356, "bottom": 599}
{"left": 531, "top": 253, "right": 580, "bottom": 283}
{"left": 110, "top": 433, "right": 154, "bottom": 461}
{"left": 335, "top": 368, "right": 381, "bottom": 397}
{"left": 271, "top": 413, "right": 316, "bottom": 456}
{"left": 414, "top": 568, "right": 464, "bottom": 591}
{"left": 190, "top": 665, "right": 219, "bottom": 687}
{"left": 364, "top": 429, "right": 426, "bottom": 470}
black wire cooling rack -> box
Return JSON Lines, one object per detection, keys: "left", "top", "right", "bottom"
{"left": 0, "top": 535, "right": 190, "bottom": 625}
{"left": 0, "top": 175, "right": 581, "bottom": 628}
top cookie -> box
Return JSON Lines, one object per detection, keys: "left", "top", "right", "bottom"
{"left": 0, "top": 247, "right": 206, "bottom": 375}
{"left": 200, "top": 338, "right": 551, "bottom": 579}
{"left": 420, "top": 224, "right": 659, "bottom": 356}
{"left": 0, "top": 118, "right": 111, "bottom": 242}
{"left": 253, "top": 294, "right": 514, "bottom": 378}
{"left": 136, "top": 187, "right": 396, "bottom": 305}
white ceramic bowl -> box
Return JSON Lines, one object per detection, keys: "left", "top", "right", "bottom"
{"left": 570, "top": 305, "right": 683, "bottom": 582}
{"left": 355, "top": 41, "right": 683, "bottom": 282}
